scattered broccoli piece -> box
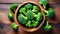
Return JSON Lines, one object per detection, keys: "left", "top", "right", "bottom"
{"left": 36, "top": 12, "right": 43, "bottom": 21}
{"left": 32, "top": 5, "right": 39, "bottom": 13}
{"left": 19, "top": 7, "right": 26, "bottom": 15}
{"left": 8, "top": 12, "right": 13, "bottom": 20}
{"left": 39, "top": 0, "right": 48, "bottom": 9}
{"left": 32, "top": 20, "right": 39, "bottom": 28}
{"left": 26, "top": 20, "right": 32, "bottom": 28}
{"left": 11, "top": 23, "right": 18, "bottom": 30}
{"left": 26, "top": 10, "right": 34, "bottom": 20}
{"left": 24, "top": 4, "right": 33, "bottom": 10}
{"left": 43, "top": 21, "right": 52, "bottom": 31}
{"left": 44, "top": 8, "right": 54, "bottom": 18}
{"left": 10, "top": 4, "right": 18, "bottom": 12}
{"left": 18, "top": 14, "right": 27, "bottom": 25}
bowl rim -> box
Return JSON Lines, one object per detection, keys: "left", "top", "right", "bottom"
{"left": 14, "top": 1, "right": 45, "bottom": 32}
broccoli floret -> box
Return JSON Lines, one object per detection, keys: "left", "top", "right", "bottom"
{"left": 18, "top": 14, "right": 27, "bottom": 25}
{"left": 43, "top": 21, "right": 52, "bottom": 31}
{"left": 44, "top": 8, "right": 54, "bottom": 18}
{"left": 32, "top": 5, "right": 39, "bottom": 13}
{"left": 32, "top": 20, "right": 39, "bottom": 28}
{"left": 39, "top": 0, "right": 48, "bottom": 9}
{"left": 8, "top": 12, "right": 13, "bottom": 20}
{"left": 11, "top": 23, "right": 18, "bottom": 30}
{"left": 34, "top": 12, "right": 42, "bottom": 21}
{"left": 26, "top": 20, "right": 32, "bottom": 28}
{"left": 10, "top": 4, "right": 18, "bottom": 12}
{"left": 24, "top": 4, "right": 33, "bottom": 10}
{"left": 26, "top": 10, "right": 34, "bottom": 20}
{"left": 19, "top": 7, "right": 26, "bottom": 15}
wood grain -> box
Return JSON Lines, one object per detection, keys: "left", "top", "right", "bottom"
{"left": 0, "top": 0, "right": 60, "bottom": 34}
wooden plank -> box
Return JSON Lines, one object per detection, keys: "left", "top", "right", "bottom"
{"left": 0, "top": 12, "right": 11, "bottom": 24}
{"left": 0, "top": 4, "right": 60, "bottom": 10}
{"left": 0, "top": 0, "right": 39, "bottom": 3}
{"left": 0, "top": 0, "right": 60, "bottom": 4}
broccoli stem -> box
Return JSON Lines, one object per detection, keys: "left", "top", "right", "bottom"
{"left": 43, "top": 4, "right": 46, "bottom": 9}
{"left": 13, "top": 9, "right": 16, "bottom": 12}
{"left": 44, "top": 10, "right": 48, "bottom": 13}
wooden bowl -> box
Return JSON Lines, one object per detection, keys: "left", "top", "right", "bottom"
{"left": 14, "top": 1, "right": 45, "bottom": 32}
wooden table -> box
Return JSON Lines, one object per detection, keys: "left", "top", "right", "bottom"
{"left": 0, "top": 0, "right": 60, "bottom": 34}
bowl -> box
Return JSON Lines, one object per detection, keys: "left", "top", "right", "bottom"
{"left": 14, "top": 1, "right": 45, "bottom": 32}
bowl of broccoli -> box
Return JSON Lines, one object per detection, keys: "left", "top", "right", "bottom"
{"left": 14, "top": 1, "right": 45, "bottom": 32}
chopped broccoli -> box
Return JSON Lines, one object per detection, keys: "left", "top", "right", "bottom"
{"left": 36, "top": 12, "right": 43, "bottom": 21}
{"left": 24, "top": 4, "right": 33, "bottom": 10}
{"left": 44, "top": 8, "right": 54, "bottom": 18}
{"left": 26, "top": 20, "right": 32, "bottom": 28}
{"left": 11, "top": 23, "right": 18, "bottom": 30}
{"left": 18, "top": 14, "right": 27, "bottom": 25}
{"left": 43, "top": 21, "right": 52, "bottom": 31}
{"left": 10, "top": 4, "right": 18, "bottom": 12}
{"left": 8, "top": 12, "right": 13, "bottom": 20}
{"left": 19, "top": 7, "right": 26, "bottom": 15}
{"left": 39, "top": 0, "right": 48, "bottom": 9}
{"left": 32, "top": 5, "right": 39, "bottom": 13}
{"left": 32, "top": 20, "right": 39, "bottom": 27}
{"left": 26, "top": 10, "right": 34, "bottom": 20}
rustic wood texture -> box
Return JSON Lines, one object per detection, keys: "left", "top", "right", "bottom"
{"left": 0, "top": 0, "right": 60, "bottom": 34}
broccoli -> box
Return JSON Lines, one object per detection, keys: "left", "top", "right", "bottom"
{"left": 37, "top": 12, "right": 43, "bottom": 21}
{"left": 26, "top": 20, "right": 32, "bottom": 28}
{"left": 43, "top": 21, "right": 52, "bottom": 31}
{"left": 19, "top": 7, "right": 26, "bottom": 15}
{"left": 24, "top": 4, "right": 33, "bottom": 10}
{"left": 10, "top": 4, "right": 18, "bottom": 12}
{"left": 8, "top": 11, "right": 13, "bottom": 20}
{"left": 11, "top": 23, "right": 18, "bottom": 30}
{"left": 44, "top": 8, "right": 54, "bottom": 18}
{"left": 32, "top": 5, "right": 39, "bottom": 13}
{"left": 26, "top": 10, "right": 34, "bottom": 20}
{"left": 34, "top": 12, "right": 42, "bottom": 21}
{"left": 32, "top": 20, "right": 39, "bottom": 27}
{"left": 39, "top": 0, "right": 48, "bottom": 9}
{"left": 18, "top": 14, "right": 27, "bottom": 25}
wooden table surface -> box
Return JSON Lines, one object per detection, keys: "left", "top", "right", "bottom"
{"left": 0, "top": 0, "right": 60, "bottom": 34}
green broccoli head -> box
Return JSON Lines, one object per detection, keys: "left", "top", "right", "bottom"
{"left": 43, "top": 21, "right": 52, "bottom": 31}
{"left": 11, "top": 23, "right": 18, "bottom": 30}
{"left": 32, "top": 20, "right": 39, "bottom": 27}
{"left": 10, "top": 4, "right": 18, "bottom": 12}
{"left": 8, "top": 12, "right": 13, "bottom": 20}
{"left": 39, "top": 0, "right": 48, "bottom": 9}
{"left": 36, "top": 12, "right": 43, "bottom": 21}
{"left": 18, "top": 14, "right": 27, "bottom": 25}
{"left": 26, "top": 10, "right": 34, "bottom": 20}
{"left": 44, "top": 8, "right": 54, "bottom": 18}
{"left": 24, "top": 4, "right": 33, "bottom": 10}
{"left": 19, "top": 7, "right": 26, "bottom": 15}
{"left": 26, "top": 20, "right": 32, "bottom": 28}
{"left": 32, "top": 5, "right": 39, "bottom": 13}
